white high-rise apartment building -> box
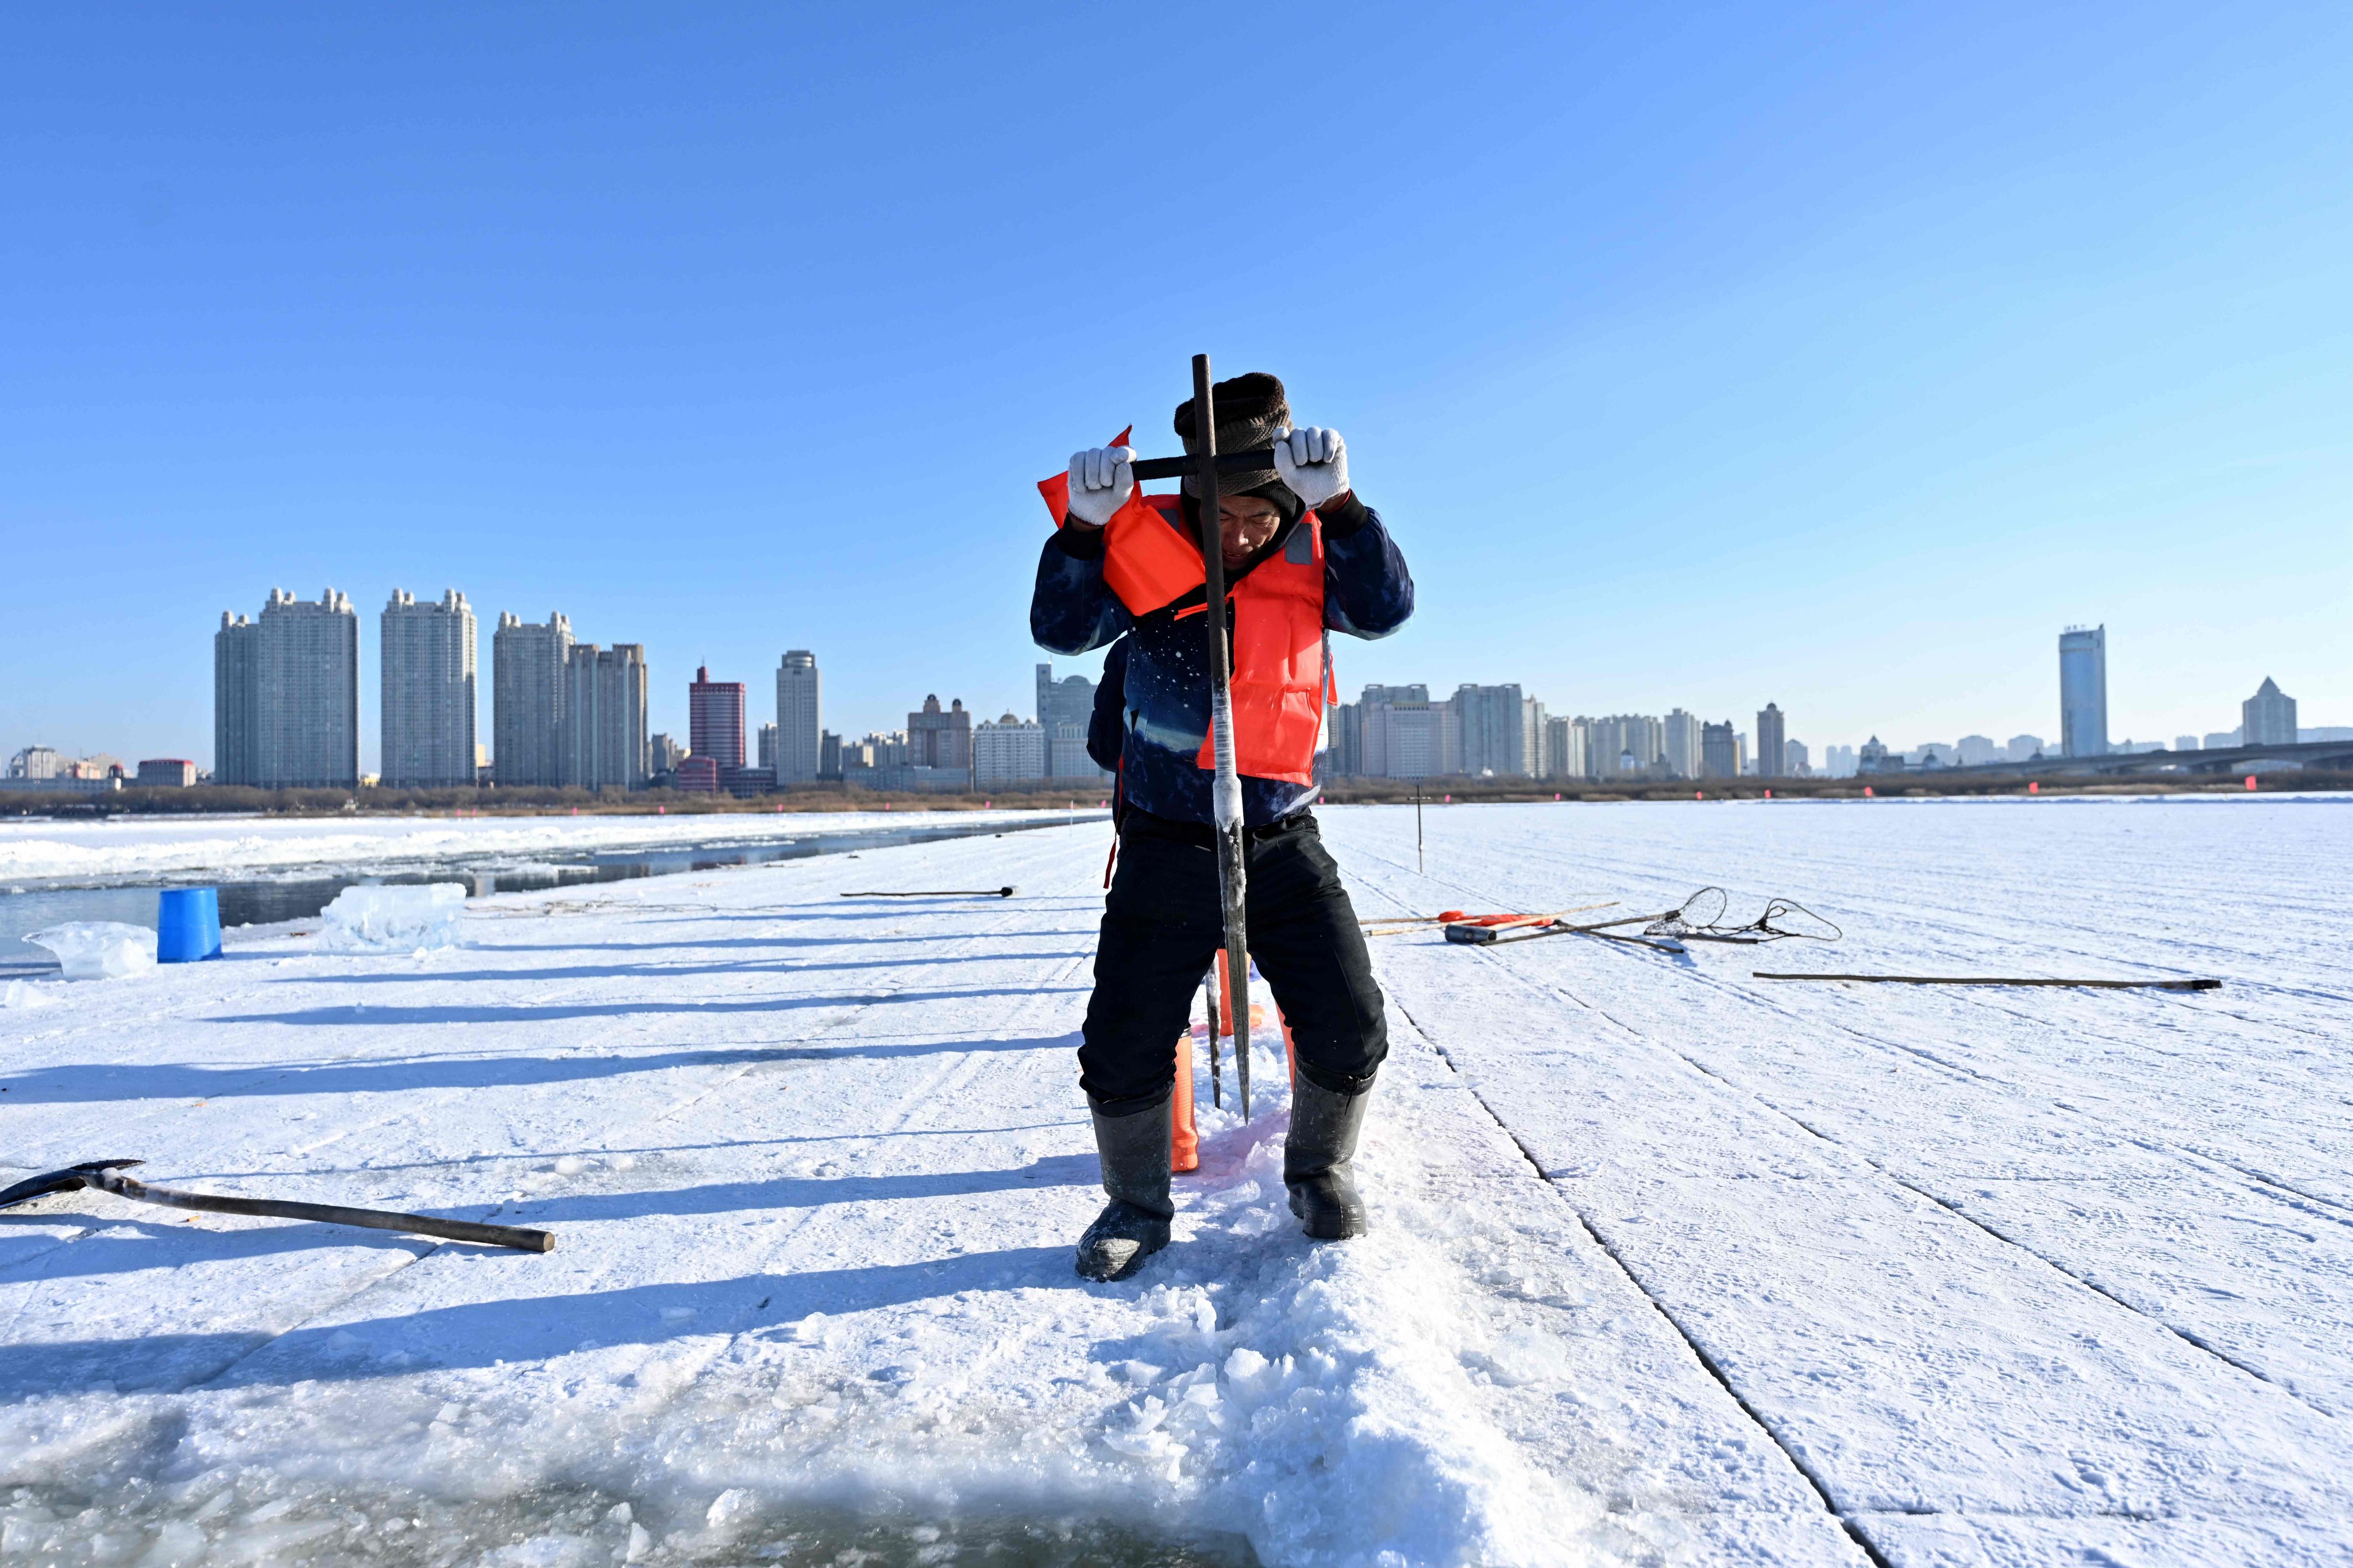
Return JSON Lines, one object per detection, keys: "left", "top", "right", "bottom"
{"left": 493, "top": 612, "right": 573, "bottom": 787}
{"left": 1662, "top": 710, "right": 1701, "bottom": 779}
{"left": 2242, "top": 678, "right": 2298, "bottom": 747}
{"left": 563, "top": 644, "right": 650, "bottom": 791}
{"left": 775, "top": 650, "right": 822, "bottom": 784}
{"left": 1352, "top": 685, "right": 1456, "bottom": 779}
{"left": 1543, "top": 716, "right": 1590, "bottom": 781}
{"left": 974, "top": 715, "right": 1047, "bottom": 786}
{"left": 381, "top": 589, "right": 478, "bottom": 789}
{"left": 215, "top": 589, "right": 358, "bottom": 788}
{"left": 1451, "top": 684, "right": 1536, "bottom": 777}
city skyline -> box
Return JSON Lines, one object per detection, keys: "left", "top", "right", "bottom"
{"left": 6, "top": 10, "right": 2349, "bottom": 770}
{"left": 11, "top": 588, "right": 2340, "bottom": 788}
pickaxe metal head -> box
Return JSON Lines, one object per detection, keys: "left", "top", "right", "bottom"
{"left": 0, "top": 1159, "right": 145, "bottom": 1212}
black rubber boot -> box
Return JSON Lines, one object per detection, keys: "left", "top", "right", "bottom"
{"left": 1284, "top": 1077, "right": 1371, "bottom": 1241}
{"left": 1075, "top": 1093, "right": 1175, "bottom": 1281}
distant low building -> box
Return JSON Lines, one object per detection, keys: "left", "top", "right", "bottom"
{"left": 137, "top": 759, "right": 197, "bottom": 787}
{"left": 1957, "top": 735, "right": 1999, "bottom": 766}
{"left": 1857, "top": 736, "right": 1899, "bottom": 774}
{"left": 8, "top": 745, "right": 62, "bottom": 781}
{"left": 2174, "top": 735, "right": 2200, "bottom": 753}
{"left": 2203, "top": 728, "right": 2241, "bottom": 750}
{"left": 1783, "top": 739, "right": 1810, "bottom": 777}
{"left": 674, "top": 755, "right": 720, "bottom": 794}
{"left": 725, "top": 766, "right": 776, "bottom": 797}
{"left": 2005, "top": 734, "right": 2045, "bottom": 762}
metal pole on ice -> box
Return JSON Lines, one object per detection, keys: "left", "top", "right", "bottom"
{"left": 1189, "top": 354, "right": 1252, "bottom": 1122}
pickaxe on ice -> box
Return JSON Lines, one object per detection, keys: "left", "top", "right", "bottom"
{"left": 0, "top": 1159, "right": 556, "bottom": 1252}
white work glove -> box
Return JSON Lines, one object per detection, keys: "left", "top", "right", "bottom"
{"left": 1064, "top": 446, "right": 1136, "bottom": 527}
{"left": 1272, "top": 426, "right": 1349, "bottom": 508}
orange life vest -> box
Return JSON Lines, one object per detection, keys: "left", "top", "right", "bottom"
{"left": 1039, "top": 452, "right": 1336, "bottom": 786}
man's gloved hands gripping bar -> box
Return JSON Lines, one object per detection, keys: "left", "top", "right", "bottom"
{"left": 1065, "top": 446, "right": 1137, "bottom": 527}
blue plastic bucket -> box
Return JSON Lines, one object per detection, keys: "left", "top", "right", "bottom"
{"left": 157, "top": 887, "right": 223, "bottom": 963}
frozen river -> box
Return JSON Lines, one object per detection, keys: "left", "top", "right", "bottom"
{"left": 3, "top": 797, "right": 2348, "bottom": 1565}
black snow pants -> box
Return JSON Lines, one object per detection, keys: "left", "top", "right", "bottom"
{"left": 1078, "top": 808, "right": 1388, "bottom": 1115}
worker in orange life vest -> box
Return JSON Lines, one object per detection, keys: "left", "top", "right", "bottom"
{"left": 1031, "top": 372, "right": 1414, "bottom": 1281}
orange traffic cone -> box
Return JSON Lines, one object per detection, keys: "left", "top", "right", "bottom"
{"left": 1171, "top": 1022, "right": 1199, "bottom": 1172}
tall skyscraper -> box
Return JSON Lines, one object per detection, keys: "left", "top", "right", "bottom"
{"left": 1662, "top": 710, "right": 1701, "bottom": 779}
{"left": 1451, "top": 684, "right": 1535, "bottom": 777}
{"left": 2242, "top": 677, "right": 2298, "bottom": 747}
{"left": 564, "top": 644, "right": 650, "bottom": 790}
{"left": 493, "top": 611, "right": 573, "bottom": 787}
{"left": 1035, "top": 662, "right": 1098, "bottom": 776}
{"left": 2058, "top": 625, "right": 2108, "bottom": 758}
{"left": 775, "top": 650, "right": 822, "bottom": 784}
{"left": 1700, "top": 721, "right": 1738, "bottom": 779}
{"left": 689, "top": 666, "right": 746, "bottom": 770}
{"left": 213, "top": 612, "right": 259, "bottom": 785}
{"left": 1756, "top": 703, "right": 1787, "bottom": 779}
{"left": 381, "top": 589, "right": 477, "bottom": 789}
{"left": 215, "top": 589, "right": 358, "bottom": 788}
{"left": 1543, "top": 715, "right": 1590, "bottom": 780}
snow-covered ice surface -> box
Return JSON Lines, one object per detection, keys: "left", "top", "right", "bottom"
{"left": 3, "top": 797, "right": 2349, "bottom": 1566}
{"left": 0, "top": 808, "right": 1077, "bottom": 886}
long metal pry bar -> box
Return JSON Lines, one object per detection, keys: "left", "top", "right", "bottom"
{"left": 1190, "top": 353, "right": 1252, "bottom": 1122}
{"left": 0, "top": 1160, "right": 555, "bottom": 1252}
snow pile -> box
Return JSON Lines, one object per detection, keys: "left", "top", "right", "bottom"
{"left": 318, "top": 883, "right": 467, "bottom": 951}
{"left": 3, "top": 978, "right": 63, "bottom": 1008}
{"left": 20, "top": 921, "right": 156, "bottom": 980}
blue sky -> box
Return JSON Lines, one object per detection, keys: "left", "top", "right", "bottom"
{"left": 5, "top": 4, "right": 2348, "bottom": 771}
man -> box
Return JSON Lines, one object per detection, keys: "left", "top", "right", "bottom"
{"left": 1031, "top": 372, "right": 1414, "bottom": 1281}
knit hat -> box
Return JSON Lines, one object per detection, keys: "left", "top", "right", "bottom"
{"left": 1174, "top": 372, "right": 1289, "bottom": 499}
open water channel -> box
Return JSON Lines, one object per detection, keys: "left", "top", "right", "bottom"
{"left": 0, "top": 814, "right": 1100, "bottom": 976}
